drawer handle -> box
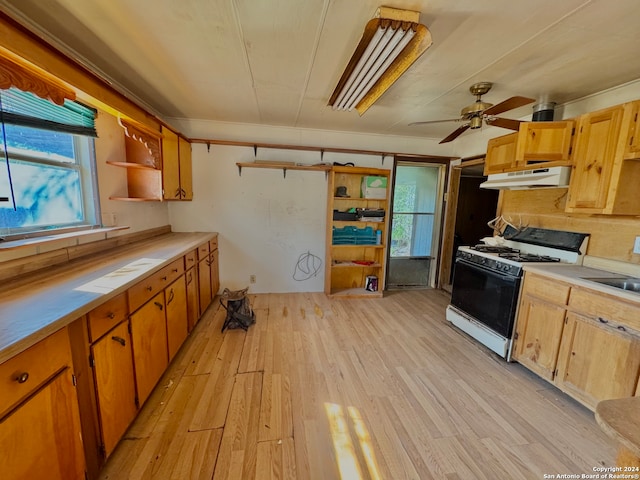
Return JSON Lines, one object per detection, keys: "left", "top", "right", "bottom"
{"left": 618, "top": 325, "right": 627, "bottom": 332}
{"left": 172, "top": 268, "right": 179, "bottom": 273}
{"left": 154, "top": 301, "right": 164, "bottom": 311}
{"left": 111, "top": 336, "right": 126, "bottom": 347}
{"left": 598, "top": 317, "right": 609, "bottom": 324}
{"left": 167, "top": 289, "right": 175, "bottom": 305}
{"left": 188, "top": 258, "right": 194, "bottom": 262}
{"left": 161, "top": 276, "right": 168, "bottom": 281}
{"left": 107, "top": 312, "right": 116, "bottom": 320}
{"left": 16, "top": 372, "right": 29, "bottom": 384}
{"left": 146, "top": 286, "right": 153, "bottom": 292}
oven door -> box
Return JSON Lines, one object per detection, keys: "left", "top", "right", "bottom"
{"left": 450, "top": 258, "right": 521, "bottom": 338}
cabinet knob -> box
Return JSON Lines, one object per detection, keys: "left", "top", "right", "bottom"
{"left": 107, "top": 312, "right": 116, "bottom": 319}
{"left": 146, "top": 286, "right": 153, "bottom": 292}
{"left": 16, "top": 372, "right": 29, "bottom": 384}
{"left": 161, "top": 276, "right": 168, "bottom": 281}
{"left": 111, "top": 336, "right": 126, "bottom": 346}
{"left": 172, "top": 268, "right": 178, "bottom": 273}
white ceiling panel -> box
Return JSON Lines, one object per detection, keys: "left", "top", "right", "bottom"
{"left": 1, "top": 0, "right": 639, "bottom": 143}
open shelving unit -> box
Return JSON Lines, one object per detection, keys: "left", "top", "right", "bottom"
{"left": 324, "top": 166, "right": 390, "bottom": 298}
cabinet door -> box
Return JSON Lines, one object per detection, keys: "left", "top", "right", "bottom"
{"left": 91, "top": 321, "right": 137, "bottom": 457}
{"left": 0, "top": 369, "right": 86, "bottom": 480}
{"left": 515, "top": 121, "right": 574, "bottom": 163}
{"left": 166, "top": 276, "right": 188, "bottom": 361}
{"left": 555, "top": 311, "right": 640, "bottom": 410}
{"left": 512, "top": 295, "right": 567, "bottom": 381}
{"left": 186, "top": 267, "right": 200, "bottom": 331}
{"left": 162, "top": 126, "right": 181, "bottom": 200}
{"left": 198, "top": 258, "right": 212, "bottom": 315}
{"left": 624, "top": 100, "right": 640, "bottom": 159}
{"left": 484, "top": 132, "right": 518, "bottom": 175}
{"left": 178, "top": 136, "right": 193, "bottom": 200}
{"left": 130, "top": 292, "right": 168, "bottom": 405}
{"left": 566, "top": 106, "right": 624, "bottom": 211}
{"left": 209, "top": 248, "right": 219, "bottom": 297}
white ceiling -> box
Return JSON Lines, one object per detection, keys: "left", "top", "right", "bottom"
{"left": 2, "top": 0, "right": 640, "bottom": 143}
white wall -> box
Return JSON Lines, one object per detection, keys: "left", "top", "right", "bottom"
{"left": 168, "top": 121, "right": 450, "bottom": 293}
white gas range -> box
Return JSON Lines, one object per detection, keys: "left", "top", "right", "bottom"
{"left": 446, "top": 226, "right": 589, "bottom": 360}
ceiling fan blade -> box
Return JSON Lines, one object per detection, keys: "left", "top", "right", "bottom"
{"left": 439, "top": 124, "right": 470, "bottom": 144}
{"left": 409, "top": 118, "right": 463, "bottom": 126}
{"left": 486, "top": 117, "right": 522, "bottom": 131}
{"left": 483, "top": 96, "right": 535, "bottom": 116}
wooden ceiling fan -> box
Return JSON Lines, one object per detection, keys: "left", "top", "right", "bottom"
{"left": 409, "top": 82, "right": 535, "bottom": 143}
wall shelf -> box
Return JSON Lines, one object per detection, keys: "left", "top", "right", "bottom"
{"left": 106, "top": 161, "right": 159, "bottom": 171}
{"left": 236, "top": 162, "right": 331, "bottom": 178}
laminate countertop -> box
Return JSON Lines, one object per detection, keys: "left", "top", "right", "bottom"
{"left": 0, "top": 232, "right": 216, "bottom": 365}
{"left": 522, "top": 263, "right": 640, "bottom": 305}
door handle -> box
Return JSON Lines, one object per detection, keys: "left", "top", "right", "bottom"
{"left": 154, "top": 301, "right": 164, "bottom": 311}
{"left": 111, "top": 336, "right": 126, "bottom": 347}
{"left": 167, "top": 289, "right": 175, "bottom": 305}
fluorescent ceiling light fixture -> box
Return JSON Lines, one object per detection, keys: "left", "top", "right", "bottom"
{"left": 328, "top": 7, "right": 432, "bottom": 115}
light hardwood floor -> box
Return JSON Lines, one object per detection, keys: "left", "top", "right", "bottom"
{"left": 99, "top": 290, "right": 616, "bottom": 479}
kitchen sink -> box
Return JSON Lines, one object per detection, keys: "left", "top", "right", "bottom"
{"left": 582, "top": 277, "right": 640, "bottom": 293}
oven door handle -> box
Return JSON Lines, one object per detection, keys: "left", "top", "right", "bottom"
{"left": 455, "top": 258, "right": 521, "bottom": 282}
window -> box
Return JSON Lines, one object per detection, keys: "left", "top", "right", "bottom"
{"left": 0, "top": 87, "right": 99, "bottom": 238}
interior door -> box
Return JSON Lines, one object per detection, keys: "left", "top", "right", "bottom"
{"left": 387, "top": 162, "right": 445, "bottom": 288}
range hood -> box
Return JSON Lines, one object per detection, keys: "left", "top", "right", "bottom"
{"left": 480, "top": 166, "right": 571, "bottom": 190}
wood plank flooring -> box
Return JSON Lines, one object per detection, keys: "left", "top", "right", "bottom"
{"left": 99, "top": 290, "right": 616, "bottom": 479}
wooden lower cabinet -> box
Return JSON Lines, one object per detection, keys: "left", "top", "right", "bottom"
{"left": 198, "top": 257, "right": 212, "bottom": 314}
{"left": 512, "top": 296, "right": 567, "bottom": 381}
{"left": 0, "top": 328, "right": 86, "bottom": 480}
{"left": 210, "top": 247, "right": 220, "bottom": 297}
{"left": 185, "top": 266, "right": 200, "bottom": 331}
{"left": 166, "top": 275, "right": 188, "bottom": 360}
{"left": 514, "top": 271, "right": 640, "bottom": 411}
{"left": 130, "top": 292, "right": 169, "bottom": 405}
{"left": 91, "top": 320, "right": 137, "bottom": 457}
{"left": 555, "top": 311, "right": 640, "bottom": 409}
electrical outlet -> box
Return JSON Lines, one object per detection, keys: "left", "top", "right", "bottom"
{"left": 634, "top": 236, "right": 640, "bottom": 254}
{"left": 249, "top": 274, "right": 256, "bottom": 284}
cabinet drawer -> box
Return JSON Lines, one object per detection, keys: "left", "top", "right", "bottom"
{"left": 87, "top": 292, "right": 128, "bottom": 342}
{"left": 185, "top": 249, "right": 197, "bottom": 270}
{"left": 129, "top": 258, "right": 184, "bottom": 312}
{"left": 197, "top": 242, "right": 210, "bottom": 261}
{"left": 0, "top": 327, "right": 71, "bottom": 417}
{"left": 209, "top": 236, "right": 218, "bottom": 251}
{"left": 522, "top": 273, "right": 571, "bottom": 305}
{"left": 569, "top": 287, "right": 640, "bottom": 332}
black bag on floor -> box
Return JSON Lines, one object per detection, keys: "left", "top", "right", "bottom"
{"left": 220, "top": 287, "right": 255, "bottom": 332}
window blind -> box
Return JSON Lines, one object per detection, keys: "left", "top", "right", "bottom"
{"left": 0, "top": 87, "right": 97, "bottom": 137}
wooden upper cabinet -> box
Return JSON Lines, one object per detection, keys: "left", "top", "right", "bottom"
{"left": 484, "top": 132, "right": 519, "bottom": 175}
{"left": 624, "top": 100, "right": 640, "bottom": 159}
{"left": 178, "top": 136, "right": 193, "bottom": 200}
{"left": 565, "top": 101, "right": 640, "bottom": 215}
{"left": 162, "top": 126, "right": 181, "bottom": 200}
{"left": 162, "top": 126, "right": 193, "bottom": 201}
{"left": 515, "top": 121, "right": 574, "bottom": 163}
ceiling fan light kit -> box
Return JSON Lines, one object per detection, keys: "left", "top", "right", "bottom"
{"left": 409, "top": 82, "right": 536, "bottom": 143}
{"left": 328, "top": 7, "right": 432, "bottom": 115}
